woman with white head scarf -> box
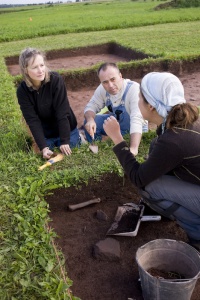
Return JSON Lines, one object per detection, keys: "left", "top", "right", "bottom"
{"left": 103, "top": 72, "right": 200, "bottom": 251}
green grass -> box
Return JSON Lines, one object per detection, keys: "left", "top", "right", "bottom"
{"left": 1, "top": 21, "right": 200, "bottom": 63}
{"left": 0, "top": 0, "right": 199, "bottom": 42}
{"left": 0, "top": 0, "right": 200, "bottom": 298}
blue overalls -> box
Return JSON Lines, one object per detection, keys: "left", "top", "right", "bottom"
{"left": 85, "top": 82, "right": 148, "bottom": 142}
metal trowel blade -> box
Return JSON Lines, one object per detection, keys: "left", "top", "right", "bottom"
{"left": 89, "top": 144, "right": 98, "bottom": 154}
{"left": 89, "top": 139, "right": 98, "bottom": 154}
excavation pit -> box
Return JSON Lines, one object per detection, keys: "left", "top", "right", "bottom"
{"left": 6, "top": 42, "right": 155, "bottom": 76}
{"left": 46, "top": 173, "right": 200, "bottom": 300}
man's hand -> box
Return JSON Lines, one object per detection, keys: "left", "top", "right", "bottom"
{"left": 60, "top": 144, "right": 72, "bottom": 156}
{"left": 42, "top": 147, "right": 53, "bottom": 159}
{"left": 103, "top": 116, "right": 124, "bottom": 145}
{"left": 85, "top": 119, "right": 96, "bottom": 139}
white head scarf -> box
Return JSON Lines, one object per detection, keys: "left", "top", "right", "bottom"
{"left": 141, "top": 72, "right": 186, "bottom": 118}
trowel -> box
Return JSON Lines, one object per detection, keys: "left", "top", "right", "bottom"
{"left": 106, "top": 203, "right": 161, "bottom": 237}
{"left": 89, "top": 136, "right": 98, "bottom": 154}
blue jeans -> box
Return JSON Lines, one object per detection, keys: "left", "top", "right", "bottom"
{"left": 84, "top": 114, "right": 148, "bottom": 143}
{"left": 141, "top": 175, "right": 200, "bottom": 240}
{"left": 46, "top": 127, "right": 81, "bottom": 150}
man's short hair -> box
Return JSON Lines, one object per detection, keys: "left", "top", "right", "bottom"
{"left": 97, "top": 62, "right": 120, "bottom": 76}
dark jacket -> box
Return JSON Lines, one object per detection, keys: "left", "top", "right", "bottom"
{"left": 113, "top": 118, "right": 200, "bottom": 188}
{"left": 17, "top": 72, "right": 77, "bottom": 150}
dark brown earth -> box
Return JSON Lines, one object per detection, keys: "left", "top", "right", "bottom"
{"left": 7, "top": 44, "right": 200, "bottom": 299}
{"left": 46, "top": 173, "right": 200, "bottom": 300}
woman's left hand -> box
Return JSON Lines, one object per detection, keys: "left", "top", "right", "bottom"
{"left": 103, "top": 116, "right": 124, "bottom": 145}
{"left": 60, "top": 144, "right": 72, "bottom": 155}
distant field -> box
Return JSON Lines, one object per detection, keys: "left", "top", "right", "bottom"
{"left": 1, "top": 21, "right": 200, "bottom": 60}
{"left": 0, "top": 0, "right": 200, "bottom": 42}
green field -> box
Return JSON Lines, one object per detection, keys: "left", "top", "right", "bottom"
{"left": 1, "top": 1, "right": 200, "bottom": 299}
{"left": 0, "top": 0, "right": 200, "bottom": 42}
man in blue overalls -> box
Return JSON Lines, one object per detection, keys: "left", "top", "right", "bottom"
{"left": 84, "top": 63, "right": 148, "bottom": 156}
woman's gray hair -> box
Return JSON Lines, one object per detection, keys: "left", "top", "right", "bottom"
{"left": 19, "top": 47, "right": 50, "bottom": 87}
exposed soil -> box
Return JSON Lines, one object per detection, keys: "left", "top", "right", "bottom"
{"left": 46, "top": 173, "right": 200, "bottom": 300}
{"left": 7, "top": 44, "right": 200, "bottom": 299}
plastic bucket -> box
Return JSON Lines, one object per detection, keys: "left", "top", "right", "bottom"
{"left": 136, "top": 239, "right": 200, "bottom": 300}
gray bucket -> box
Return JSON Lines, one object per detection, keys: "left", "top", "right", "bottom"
{"left": 136, "top": 239, "right": 200, "bottom": 300}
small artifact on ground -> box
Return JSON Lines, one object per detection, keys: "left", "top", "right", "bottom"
{"left": 68, "top": 198, "right": 101, "bottom": 211}
{"left": 93, "top": 237, "right": 120, "bottom": 261}
{"left": 95, "top": 210, "right": 108, "bottom": 221}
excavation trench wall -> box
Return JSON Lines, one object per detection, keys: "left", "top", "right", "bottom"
{"left": 6, "top": 42, "right": 200, "bottom": 90}
{"left": 63, "top": 57, "right": 200, "bottom": 91}
{"left": 7, "top": 43, "right": 200, "bottom": 138}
